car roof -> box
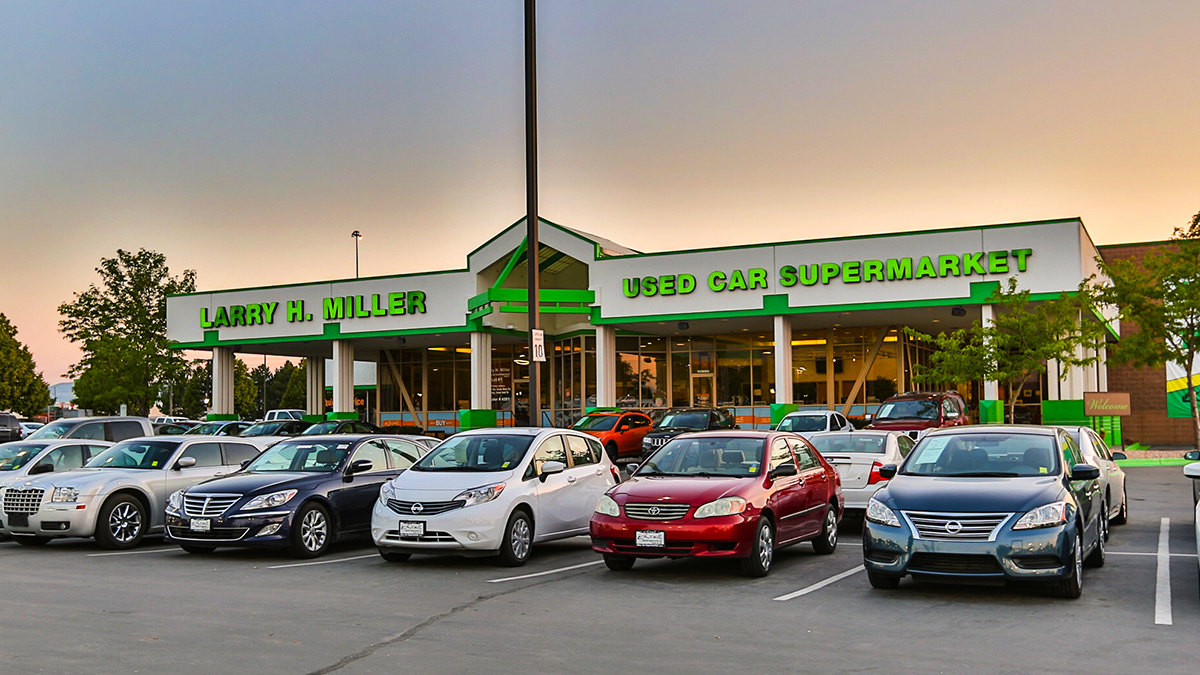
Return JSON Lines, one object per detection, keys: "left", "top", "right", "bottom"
{"left": 923, "top": 424, "right": 1059, "bottom": 437}
{"left": 784, "top": 410, "right": 834, "bottom": 416}
{"left": 817, "top": 429, "right": 892, "bottom": 436}
{"left": 673, "top": 430, "right": 774, "bottom": 439}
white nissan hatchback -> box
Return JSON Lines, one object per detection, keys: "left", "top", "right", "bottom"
{"left": 372, "top": 428, "right": 619, "bottom": 566}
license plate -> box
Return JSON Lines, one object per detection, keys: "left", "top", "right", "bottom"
{"left": 189, "top": 518, "right": 211, "bottom": 532}
{"left": 399, "top": 521, "right": 425, "bottom": 537}
{"left": 635, "top": 530, "right": 665, "bottom": 547}
{"left": 8, "top": 513, "right": 28, "bottom": 528}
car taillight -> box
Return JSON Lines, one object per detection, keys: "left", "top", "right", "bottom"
{"left": 867, "top": 461, "right": 888, "bottom": 485}
{"left": 611, "top": 465, "right": 622, "bottom": 483}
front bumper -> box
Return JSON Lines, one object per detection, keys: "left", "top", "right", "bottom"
{"left": 590, "top": 514, "right": 757, "bottom": 558}
{"left": 863, "top": 516, "right": 1076, "bottom": 581}
{"left": 1, "top": 498, "right": 99, "bottom": 538}
{"left": 164, "top": 509, "right": 293, "bottom": 548}
{"left": 371, "top": 497, "right": 511, "bottom": 554}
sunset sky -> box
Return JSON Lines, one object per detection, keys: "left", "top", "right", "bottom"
{"left": 2, "top": 1, "right": 1198, "bottom": 383}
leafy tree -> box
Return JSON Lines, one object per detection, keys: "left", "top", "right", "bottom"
{"left": 58, "top": 249, "right": 196, "bottom": 416}
{"left": 250, "top": 362, "right": 272, "bottom": 419}
{"left": 233, "top": 359, "right": 258, "bottom": 419}
{"left": 906, "top": 279, "right": 1106, "bottom": 422}
{"left": 280, "top": 361, "right": 307, "bottom": 410}
{"left": 1097, "top": 232, "right": 1200, "bottom": 446}
{"left": 267, "top": 360, "right": 299, "bottom": 411}
{"left": 180, "top": 360, "right": 211, "bottom": 420}
{"left": 0, "top": 314, "right": 53, "bottom": 417}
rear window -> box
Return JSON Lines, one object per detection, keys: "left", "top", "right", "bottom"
{"left": 778, "top": 415, "right": 827, "bottom": 432}
{"left": 902, "top": 433, "right": 1060, "bottom": 477}
{"left": 810, "top": 434, "right": 887, "bottom": 455}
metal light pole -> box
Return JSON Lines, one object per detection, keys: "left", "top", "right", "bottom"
{"left": 525, "top": 0, "right": 541, "bottom": 427}
{"left": 351, "top": 230, "right": 363, "bottom": 278}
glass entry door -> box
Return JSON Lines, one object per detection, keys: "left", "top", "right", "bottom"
{"left": 691, "top": 375, "right": 715, "bottom": 408}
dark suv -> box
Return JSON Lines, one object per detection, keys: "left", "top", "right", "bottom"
{"left": 0, "top": 413, "right": 22, "bottom": 442}
{"left": 638, "top": 407, "right": 737, "bottom": 461}
{"left": 866, "top": 391, "right": 970, "bottom": 440}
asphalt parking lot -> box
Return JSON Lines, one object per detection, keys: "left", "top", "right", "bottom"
{"left": 1, "top": 467, "right": 1195, "bottom": 675}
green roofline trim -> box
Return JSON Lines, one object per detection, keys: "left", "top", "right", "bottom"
{"left": 169, "top": 322, "right": 476, "bottom": 349}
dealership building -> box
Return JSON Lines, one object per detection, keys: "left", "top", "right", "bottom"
{"left": 166, "top": 217, "right": 1117, "bottom": 436}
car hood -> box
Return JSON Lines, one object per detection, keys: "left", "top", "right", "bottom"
{"left": 16, "top": 468, "right": 156, "bottom": 492}
{"left": 867, "top": 419, "right": 939, "bottom": 431}
{"left": 188, "top": 471, "right": 328, "bottom": 495}
{"left": 647, "top": 427, "right": 704, "bottom": 436}
{"left": 610, "top": 475, "right": 754, "bottom": 505}
{"left": 391, "top": 468, "right": 518, "bottom": 496}
{"left": 878, "top": 475, "right": 1067, "bottom": 513}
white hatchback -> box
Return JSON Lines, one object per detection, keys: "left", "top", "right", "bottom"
{"left": 372, "top": 428, "right": 619, "bottom": 566}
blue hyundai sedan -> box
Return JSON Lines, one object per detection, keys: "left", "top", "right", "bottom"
{"left": 862, "top": 425, "right": 1104, "bottom": 598}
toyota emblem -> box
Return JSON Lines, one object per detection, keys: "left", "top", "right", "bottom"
{"left": 410, "top": 503, "right": 424, "bottom": 514}
{"left": 944, "top": 520, "right": 963, "bottom": 534}
{"left": 647, "top": 506, "right": 661, "bottom": 516}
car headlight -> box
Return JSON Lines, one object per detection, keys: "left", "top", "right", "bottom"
{"left": 1013, "top": 501, "right": 1069, "bottom": 530}
{"left": 694, "top": 496, "right": 747, "bottom": 519}
{"left": 453, "top": 482, "right": 505, "bottom": 508}
{"left": 167, "top": 490, "right": 184, "bottom": 514}
{"left": 51, "top": 487, "right": 79, "bottom": 503}
{"left": 595, "top": 494, "right": 620, "bottom": 517}
{"left": 242, "top": 490, "right": 298, "bottom": 510}
{"left": 866, "top": 498, "right": 901, "bottom": 527}
{"left": 379, "top": 481, "right": 395, "bottom": 500}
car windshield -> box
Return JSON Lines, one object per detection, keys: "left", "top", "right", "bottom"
{"left": 656, "top": 411, "right": 709, "bottom": 429}
{"left": 246, "top": 439, "right": 354, "bottom": 472}
{"left": 300, "top": 422, "right": 340, "bottom": 435}
{"left": 410, "top": 434, "right": 535, "bottom": 472}
{"left": 86, "top": 440, "right": 180, "bottom": 470}
{"left": 242, "top": 422, "right": 292, "bottom": 437}
{"left": 777, "top": 415, "right": 826, "bottom": 432}
{"left": 810, "top": 434, "right": 886, "bottom": 454}
{"left": 26, "top": 421, "right": 75, "bottom": 440}
{"left": 571, "top": 415, "right": 618, "bottom": 432}
{"left": 185, "top": 422, "right": 229, "bottom": 435}
{"left": 901, "top": 433, "right": 1061, "bottom": 477}
{"left": 638, "top": 436, "right": 765, "bottom": 477}
{"left": 875, "top": 400, "right": 939, "bottom": 421}
{"left": 0, "top": 443, "right": 50, "bottom": 471}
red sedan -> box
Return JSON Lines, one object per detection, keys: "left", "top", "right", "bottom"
{"left": 590, "top": 430, "right": 843, "bottom": 577}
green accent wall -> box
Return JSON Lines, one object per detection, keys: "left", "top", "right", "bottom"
{"left": 978, "top": 400, "right": 1004, "bottom": 424}
{"left": 302, "top": 414, "right": 326, "bottom": 424}
{"left": 326, "top": 412, "right": 359, "bottom": 421}
{"left": 770, "top": 403, "right": 798, "bottom": 426}
{"left": 1041, "top": 400, "right": 1087, "bottom": 425}
{"left": 205, "top": 414, "right": 239, "bottom": 421}
{"left": 460, "top": 409, "right": 497, "bottom": 431}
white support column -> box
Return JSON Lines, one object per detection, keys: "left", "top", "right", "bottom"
{"left": 595, "top": 325, "right": 617, "bottom": 408}
{"left": 980, "top": 304, "right": 1000, "bottom": 401}
{"left": 305, "top": 356, "right": 325, "bottom": 416}
{"left": 774, "top": 316, "right": 793, "bottom": 405}
{"left": 211, "top": 347, "right": 235, "bottom": 418}
{"left": 1098, "top": 345, "right": 1108, "bottom": 391}
{"left": 825, "top": 328, "right": 836, "bottom": 410}
{"left": 332, "top": 340, "right": 355, "bottom": 415}
{"left": 1046, "top": 358, "right": 1062, "bottom": 400}
{"left": 470, "top": 332, "right": 493, "bottom": 409}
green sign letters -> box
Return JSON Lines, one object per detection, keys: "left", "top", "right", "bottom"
{"left": 201, "top": 291, "right": 427, "bottom": 328}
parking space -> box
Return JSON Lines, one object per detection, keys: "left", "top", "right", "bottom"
{"left": 0, "top": 467, "right": 1195, "bottom": 675}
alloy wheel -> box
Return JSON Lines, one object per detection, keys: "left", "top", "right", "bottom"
{"left": 1074, "top": 536, "right": 1083, "bottom": 588}
{"left": 825, "top": 510, "right": 838, "bottom": 549}
{"left": 510, "top": 517, "right": 531, "bottom": 560}
{"left": 301, "top": 509, "right": 328, "bottom": 552}
{"left": 758, "top": 523, "right": 774, "bottom": 570}
{"left": 109, "top": 502, "right": 142, "bottom": 544}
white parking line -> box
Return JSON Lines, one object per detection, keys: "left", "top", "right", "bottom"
{"left": 1108, "top": 551, "right": 1197, "bottom": 558}
{"left": 267, "top": 554, "right": 378, "bottom": 569}
{"left": 773, "top": 565, "right": 864, "bottom": 601}
{"left": 1155, "top": 517, "right": 1172, "bottom": 626}
{"left": 87, "top": 548, "right": 176, "bottom": 557}
{"left": 487, "top": 560, "right": 604, "bottom": 583}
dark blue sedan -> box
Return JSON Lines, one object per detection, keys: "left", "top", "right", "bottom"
{"left": 165, "top": 435, "right": 429, "bottom": 558}
{"left": 862, "top": 425, "right": 1104, "bottom": 598}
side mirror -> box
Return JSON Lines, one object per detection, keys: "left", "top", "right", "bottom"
{"left": 770, "top": 463, "right": 798, "bottom": 479}
{"left": 539, "top": 460, "right": 566, "bottom": 482}
{"left": 1182, "top": 462, "right": 1200, "bottom": 479}
{"left": 1070, "top": 464, "right": 1100, "bottom": 481}
{"left": 1184, "top": 450, "right": 1200, "bottom": 461}
{"left": 240, "top": 459, "right": 252, "bottom": 469}
{"left": 618, "top": 424, "right": 630, "bottom": 432}
{"left": 175, "top": 457, "right": 197, "bottom": 470}
{"left": 878, "top": 464, "right": 898, "bottom": 480}
{"left": 1111, "top": 451, "right": 1127, "bottom": 461}
{"left": 347, "top": 459, "right": 373, "bottom": 475}
{"left": 626, "top": 463, "right": 639, "bottom": 474}
{"left": 864, "top": 413, "right": 874, "bottom": 421}
{"left": 28, "top": 462, "right": 53, "bottom": 476}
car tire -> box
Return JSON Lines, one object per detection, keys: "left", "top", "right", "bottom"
{"left": 867, "top": 570, "right": 901, "bottom": 589}
{"left": 1085, "top": 507, "right": 1107, "bottom": 568}
{"left": 378, "top": 548, "right": 411, "bottom": 563}
{"left": 1112, "top": 488, "right": 1128, "bottom": 525}
{"left": 180, "top": 544, "right": 216, "bottom": 554}
{"left": 811, "top": 504, "right": 839, "bottom": 554}
{"left": 289, "top": 503, "right": 332, "bottom": 559}
{"left": 496, "top": 510, "right": 533, "bottom": 567}
{"left": 603, "top": 554, "right": 635, "bottom": 571}
{"left": 1050, "top": 532, "right": 1084, "bottom": 599}
{"left": 740, "top": 518, "right": 775, "bottom": 578}
{"left": 95, "top": 495, "right": 146, "bottom": 550}
{"left": 605, "top": 442, "right": 619, "bottom": 463}
{"left": 12, "top": 534, "right": 50, "bottom": 546}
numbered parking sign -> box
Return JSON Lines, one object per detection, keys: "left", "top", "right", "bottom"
{"left": 531, "top": 329, "right": 546, "bottom": 362}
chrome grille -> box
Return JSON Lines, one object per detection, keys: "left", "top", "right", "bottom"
{"left": 183, "top": 493, "right": 241, "bottom": 518}
{"left": 646, "top": 436, "right": 670, "bottom": 447}
{"left": 3, "top": 488, "right": 44, "bottom": 514}
{"left": 624, "top": 503, "right": 691, "bottom": 520}
{"left": 386, "top": 499, "right": 464, "bottom": 517}
{"left": 382, "top": 530, "right": 457, "bottom": 543}
{"left": 903, "top": 511, "right": 1012, "bottom": 541}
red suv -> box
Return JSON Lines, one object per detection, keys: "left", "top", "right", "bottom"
{"left": 866, "top": 391, "right": 970, "bottom": 440}
{"left": 570, "top": 411, "right": 654, "bottom": 462}
{"left": 590, "top": 431, "right": 843, "bottom": 577}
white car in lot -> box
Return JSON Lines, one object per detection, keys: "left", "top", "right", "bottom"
{"left": 1185, "top": 451, "right": 1200, "bottom": 583}
{"left": 1060, "top": 426, "right": 1129, "bottom": 525}
{"left": 806, "top": 430, "right": 912, "bottom": 511}
{"left": 0, "top": 436, "right": 262, "bottom": 549}
{"left": 372, "top": 428, "right": 619, "bottom": 566}
{"left": 775, "top": 410, "right": 855, "bottom": 436}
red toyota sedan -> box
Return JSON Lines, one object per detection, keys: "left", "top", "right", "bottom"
{"left": 590, "top": 430, "right": 843, "bottom": 577}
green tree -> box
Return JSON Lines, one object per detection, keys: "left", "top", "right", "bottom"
{"left": 180, "top": 360, "right": 211, "bottom": 420}
{"left": 280, "top": 361, "right": 307, "bottom": 410}
{"left": 250, "top": 362, "right": 272, "bottom": 419}
{"left": 233, "top": 359, "right": 258, "bottom": 419}
{"left": 267, "top": 360, "right": 299, "bottom": 411}
{"left": 0, "top": 314, "right": 53, "bottom": 417}
{"left": 907, "top": 278, "right": 1106, "bottom": 422}
{"left": 1097, "top": 232, "right": 1200, "bottom": 447}
{"left": 58, "top": 249, "right": 196, "bottom": 416}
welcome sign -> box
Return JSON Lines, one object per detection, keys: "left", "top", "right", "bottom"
{"left": 1084, "top": 392, "right": 1131, "bottom": 417}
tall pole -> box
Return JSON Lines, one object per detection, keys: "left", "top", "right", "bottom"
{"left": 525, "top": 0, "right": 541, "bottom": 427}
{"left": 351, "top": 230, "right": 362, "bottom": 278}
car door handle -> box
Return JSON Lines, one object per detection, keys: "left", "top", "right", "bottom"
{"left": 567, "top": 475, "right": 577, "bottom": 484}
